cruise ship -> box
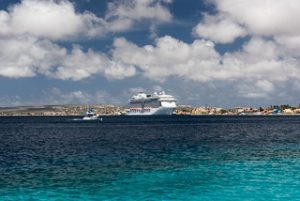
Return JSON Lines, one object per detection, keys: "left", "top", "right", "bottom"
{"left": 126, "top": 91, "right": 177, "bottom": 115}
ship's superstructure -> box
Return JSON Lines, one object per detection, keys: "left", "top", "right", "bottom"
{"left": 127, "top": 91, "right": 177, "bottom": 115}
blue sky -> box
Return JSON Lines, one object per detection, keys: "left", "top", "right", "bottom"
{"left": 0, "top": 0, "right": 300, "bottom": 107}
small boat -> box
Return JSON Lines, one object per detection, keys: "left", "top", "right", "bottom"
{"left": 82, "top": 106, "right": 98, "bottom": 120}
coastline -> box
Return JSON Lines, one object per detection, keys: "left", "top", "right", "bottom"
{"left": 1, "top": 104, "right": 300, "bottom": 116}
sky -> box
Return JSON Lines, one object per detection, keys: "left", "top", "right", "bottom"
{"left": 0, "top": 0, "right": 300, "bottom": 107}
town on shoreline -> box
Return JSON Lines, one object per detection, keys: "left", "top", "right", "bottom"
{"left": 0, "top": 104, "right": 300, "bottom": 116}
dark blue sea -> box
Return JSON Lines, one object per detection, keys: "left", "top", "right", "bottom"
{"left": 1, "top": 116, "right": 300, "bottom": 200}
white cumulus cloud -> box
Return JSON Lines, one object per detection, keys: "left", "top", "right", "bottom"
{"left": 112, "top": 36, "right": 300, "bottom": 82}
{"left": 194, "top": 13, "right": 246, "bottom": 43}
{"left": 0, "top": 0, "right": 172, "bottom": 81}
{"left": 1, "top": 0, "right": 87, "bottom": 40}
{"left": 106, "top": 0, "right": 172, "bottom": 25}
{"left": 0, "top": 36, "right": 64, "bottom": 78}
{"left": 195, "top": 0, "right": 300, "bottom": 49}
{"left": 0, "top": 36, "right": 137, "bottom": 80}
{"left": 2, "top": 0, "right": 300, "bottom": 103}
{"left": 110, "top": 36, "right": 300, "bottom": 100}
{"left": 188, "top": 0, "right": 300, "bottom": 99}
{"left": 112, "top": 36, "right": 221, "bottom": 82}
{"left": 212, "top": 0, "right": 300, "bottom": 37}
{"left": 237, "top": 80, "right": 275, "bottom": 99}
{"left": 0, "top": 0, "right": 172, "bottom": 40}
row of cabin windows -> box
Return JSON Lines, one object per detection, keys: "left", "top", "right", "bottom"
{"left": 130, "top": 108, "right": 151, "bottom": 113}
{"left": 130, "top": 102, "right": 161, "bottom": 108}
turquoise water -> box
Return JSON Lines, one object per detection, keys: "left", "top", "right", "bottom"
{"left": 1, "top": 116, "right": 300, "bottom": 200}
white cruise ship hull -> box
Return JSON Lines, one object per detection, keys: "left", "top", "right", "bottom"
{"left": 126, "top": 107, "right": 176, "bottom": 115}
